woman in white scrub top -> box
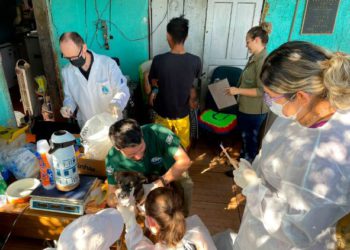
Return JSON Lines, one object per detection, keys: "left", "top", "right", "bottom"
{"left": 232, "top": 41, "right": 350, "bottom": 250}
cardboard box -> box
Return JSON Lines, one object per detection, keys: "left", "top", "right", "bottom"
{"left": 77, "top": 156, "right": 106, "bottom": 177}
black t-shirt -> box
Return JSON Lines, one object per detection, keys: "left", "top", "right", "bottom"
{"left": 149, "top": 52, "right": 202, "bottom": 119}
{"left": 79, "top": 51, "right": 94, "bottom": 80}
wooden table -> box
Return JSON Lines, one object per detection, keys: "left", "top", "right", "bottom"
{"left": 0, "top": 202, "right": 126, "bottom": 249}
{"left": 0, "top": 202, "right": 77, "bottom": 240}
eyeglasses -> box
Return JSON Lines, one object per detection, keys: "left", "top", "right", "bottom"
{"left": 263, "top": 92, "right": 286, "bottom": 107}
{"left": 61, "top": 46, "right": 83, "bottom": 60}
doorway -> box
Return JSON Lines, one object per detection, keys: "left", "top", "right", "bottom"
{"left": 202, "top": 0, "right": 263, "bottom": 76}
{"left": 150, "top": 0, "right": 263, "bottom": 104}
{"left": 150, "top": 0, "right": 207, "bottom": 59}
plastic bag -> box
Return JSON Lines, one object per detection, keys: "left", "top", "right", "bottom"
{"left": 80, "top": 112, "right": 119, "bottom": 160}
{"left": 212, "top": 229, "right": 237, "bottom": 250}
{"left": 0, "top": 144, "right": 39, "bottom": 179}
{"left": 0, "top": 166, "right": 7, "bottom": 195}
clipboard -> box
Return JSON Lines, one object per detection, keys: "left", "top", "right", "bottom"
{"left": 208, "top": 78, "right": 237, "bottom": 110}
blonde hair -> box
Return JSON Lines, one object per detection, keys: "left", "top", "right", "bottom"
{"left": 261, "top": 41, "right": 350, "bottom": 110}
{"left": 145, "top": 187, "right": 185, "bottom": 247}
{"left": 322, "top": 52, "right": 350, "bottom": 110}
{"left": 247, "top": 22, "right": 272, "bottom": 44}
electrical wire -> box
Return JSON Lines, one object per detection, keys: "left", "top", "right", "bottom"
{"left": 0, "top": 204, "right": 30, "bottom": 250}
{"left": 109, "top": 0, "right": 112, "bottom": 33}
{"left": 108, "top": 0, "right": 168, "bottom": 42}
{"left": 288, "top": 0, "right": 300, "bottom": 41}
{"left": 85, "top": 0, "right": 88, "bottom": 41}
{"left": 90, "top": 0, "right": 169, "bottom": 46}
{"left": 48, "top": 0, "right": 60, "bottom": 38}
{"left": 94, "top": 0, "right": 101, "bottom": 19}
{"left": 90, "top": 0, "right": 108, "bottom": 48}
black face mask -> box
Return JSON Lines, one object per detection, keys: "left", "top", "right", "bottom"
{"left": 70, "top": 54, "right": 86, "bottom": 68}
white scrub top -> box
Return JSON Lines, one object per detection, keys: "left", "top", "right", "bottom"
{"left": 125, "top": 215, "right": 217, "bottom": 250}
{"left": 62, "top": 51, "right": 130, "bottom": 127}
{"left": 233, "top": 110, "right": 350, "bottom": 250}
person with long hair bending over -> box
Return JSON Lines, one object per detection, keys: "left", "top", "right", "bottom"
{"left": 117, "top": 187, "right": 216, "bottom": 250}
{"left": 231, "top": 41, "right": 350, "bottom": 249}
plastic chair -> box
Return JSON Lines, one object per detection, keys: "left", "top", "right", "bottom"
{"left": 139, "top": 60, "right": 153, "bottom": 104}
{"left": 198, "top": 66, "right": 242, "bottom": 135}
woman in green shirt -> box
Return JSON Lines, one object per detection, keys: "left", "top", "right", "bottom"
{"left": 225, "top": 22, "right": 272, "bottom": 162}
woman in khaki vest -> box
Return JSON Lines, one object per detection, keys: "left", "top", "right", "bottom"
{"left": 225, "top": 22, "right": 272, "bottom": 163}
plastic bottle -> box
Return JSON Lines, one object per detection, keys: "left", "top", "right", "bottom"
{"left": 0, "top": 165, "right": 7, "bottom": 195}
{"left": 0, "top": 170, "right": 7, "bottom": 206}
{"left": 36, "top": 139, "right": 55, "bottom": 190}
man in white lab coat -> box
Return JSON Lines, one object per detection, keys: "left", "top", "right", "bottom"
{"left": 59, "top": 32, "right": 130, "bottom": 127}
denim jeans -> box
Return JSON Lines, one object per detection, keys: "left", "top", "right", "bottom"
{"left": 237, "top": 111, "right": 267, "bottom": 162}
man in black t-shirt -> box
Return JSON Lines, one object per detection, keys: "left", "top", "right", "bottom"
{"left": 149, "top": 16, "right": 202, "bottom": 150}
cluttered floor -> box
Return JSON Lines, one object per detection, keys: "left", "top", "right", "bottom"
{"left": 188, "top": 135, "right": 245, "bottom": 235}
{"left": 0, "top": 133, "right": 243, "bottom": 249}
{"left": 1, "top": 132, "right": 350, "bottom": 249}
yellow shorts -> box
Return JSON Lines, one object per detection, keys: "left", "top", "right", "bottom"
{"left": 155, "top": 114, "right": 190, "bottom": 150}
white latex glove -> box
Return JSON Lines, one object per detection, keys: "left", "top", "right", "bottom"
{"left": 233, "top": 158, "right": 260, "bottom": 189}
{"left": 60, "top": 106, "right": 72, "bottom": 118}
{"left": 108, "top": 103, "right": 122, "bottom": 118}
{"left": 117, "top": 203, "right": 137, "bottom": 232}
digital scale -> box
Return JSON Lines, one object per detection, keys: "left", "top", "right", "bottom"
{"left": 30, "top": 175, "right": 98, "bottom": 215}
{"left": 30, "top": 199, "right": 85, "bottom": 215}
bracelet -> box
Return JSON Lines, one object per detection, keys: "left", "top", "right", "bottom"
{"left": 159, "top": 176, "right": 167, "bottom": 186}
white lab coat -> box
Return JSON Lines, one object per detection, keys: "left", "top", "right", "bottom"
{"left": 125, "top": 215, "right": 217, "bottom": 250}
{"left": 233, "top": 110, "right": 350, "bottom": 250}
{"left": 62, "top": 51, "right": 130, "bottom": 127}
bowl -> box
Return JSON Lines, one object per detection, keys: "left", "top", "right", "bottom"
{"left": 6, "top": 178, "right": 41, "bottom": 204}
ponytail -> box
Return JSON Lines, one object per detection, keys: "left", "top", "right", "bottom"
{"left": 145, "top": 187, "right": 186, "bottom": 247}
{"left": 247, "top": 22, "right": 272, "bottom": 44}
{"left": 322, "top": 52, "right": 350, "bottom": 110}
{"left": 160, "top": 210, "right": 186, "bottom": 247}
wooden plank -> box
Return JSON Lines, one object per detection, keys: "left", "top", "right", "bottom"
{"left": 191, "top": 170, "right": 234, "bottom": 195}
{"left": 2, "top": 236, "right": 46, "bottom": 250}
{"left": 188, "top": 135, "right": 243, "bottom": 235}
{"left": 0, "top": 204, "right": 77, "bottom": 240}
{"left": 32, "top": 0, "right": 62, "bottom": 119}
{"left": 191, "top": 201, "right": 241, "bottom": 234}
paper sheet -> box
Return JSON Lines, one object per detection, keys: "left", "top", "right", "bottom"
{"left": 208, "top": 79, "right": 237, "bottom": 110}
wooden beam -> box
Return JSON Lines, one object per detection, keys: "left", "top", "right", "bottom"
{"left": 32, "top": 0, "right": 62, "bottom": 119}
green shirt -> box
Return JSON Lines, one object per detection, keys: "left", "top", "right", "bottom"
{"left": 105, "top": 124, "right": 181, "bottom": 185}
{"left": 238, "top": 49, "right": 269, "bottom": 114}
